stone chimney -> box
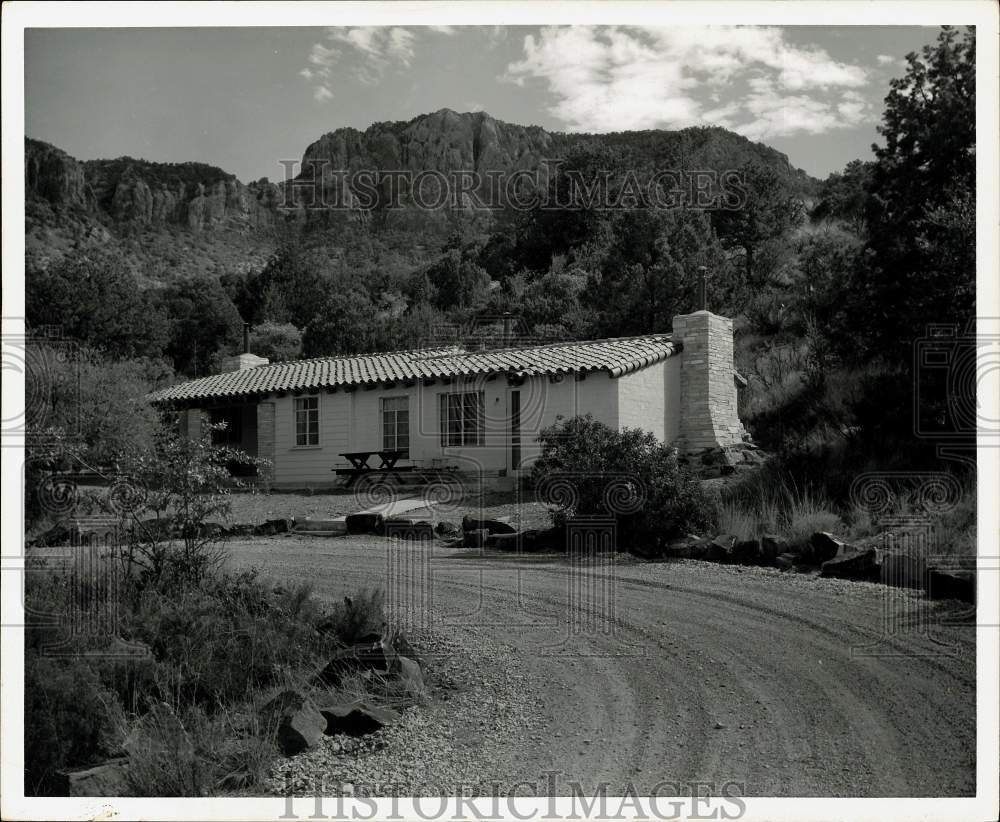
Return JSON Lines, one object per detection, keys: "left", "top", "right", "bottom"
{"left": 671, "top": 310, "right": 744, "bottom": 453}
{"left": 216, "top": 323, "right": 269, "bottom": 373}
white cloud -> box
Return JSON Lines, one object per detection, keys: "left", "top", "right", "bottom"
{"left": 877, "top": 53, "right": 897, "bottom": 65}
{"left": 505, "top": 26, "right": 872, "bottom": 139}
{"left": 427, "top": 25, "right": 457, "bottom": 35}
{"left": 301, "top": 26, "right": 421, "bottom": 101}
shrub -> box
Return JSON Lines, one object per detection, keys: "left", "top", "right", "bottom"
{"left": 532, "top": 415, "right": 715, "bottom": 555}
{"left": 23, "top": 544, "right": 401, "bottom": 795}
{"left": 125, "top": 575, "right": 328, "bottom": 708}
{"left": 319, "top": 588, "right": 385, "bottom": 644}
{"left": 110, "top": 423, "right": 263, "bottom": 592}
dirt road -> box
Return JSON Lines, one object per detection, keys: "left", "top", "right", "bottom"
{"left": 232, "top": 536, "right": 976, "bottom": 797}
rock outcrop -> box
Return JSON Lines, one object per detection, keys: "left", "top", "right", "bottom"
{"left": 25, "top": 138, "right": 279, "bottom": 232}
{"left": 25, "top": 139, "right": 90, "bottom": 207}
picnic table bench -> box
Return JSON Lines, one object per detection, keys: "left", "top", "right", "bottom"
{"left": 333, "top": 449, "right": 415, "bottom": 487}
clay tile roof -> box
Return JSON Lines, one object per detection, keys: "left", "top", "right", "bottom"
{"left": 149, "top": 334, "right": 679, "bottom": 404}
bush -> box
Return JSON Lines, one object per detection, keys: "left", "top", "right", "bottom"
{"left": 126, "top": 575, "right": 328, "bottom": 708}
{"left": 532, "top": 415, "right": 715, "bottom": 555}
{"left": 319, "top": 588, "right": 385, "bottom": 644}
{"left": 24, "top": 655, "right": 124, "bottom": 795}
{"left": 23, "top": 555, "right": 401, "bottom": 795}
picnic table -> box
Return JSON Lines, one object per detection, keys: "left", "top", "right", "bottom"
{"left": 333, "top": 449, "right": 414, "bottom": 487}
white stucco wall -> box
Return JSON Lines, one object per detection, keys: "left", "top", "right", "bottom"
{"left": 615, "top": 357, "right": 681, "bottom": 445}
{"left": 263, "top": 370, "right": 623, "bottom": 485}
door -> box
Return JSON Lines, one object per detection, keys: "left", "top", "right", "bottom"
{"left": 509, "top": 389, "right": 521, "bottom": 471}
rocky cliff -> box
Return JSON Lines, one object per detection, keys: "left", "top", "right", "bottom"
{"left": 300, "top": 109, "right": 555, "bottom": 177}
{"left": 26, "top": 139, "right": 279, "bottom": 232}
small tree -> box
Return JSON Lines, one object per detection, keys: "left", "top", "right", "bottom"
{"left": 111, "top": 423, "right": 263, "bottom": 590}
{"left": 532, "top": 415, "right": 714, "bottom": 555}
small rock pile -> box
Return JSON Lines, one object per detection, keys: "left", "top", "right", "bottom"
{"left": 262, "top": 633, "right": 425, "bottom": 758}
{"left": 677, "top": 442, "right": 769, "bottom": 479}
{"left": 663, "top": 529, "right": 975, "bottom": 603}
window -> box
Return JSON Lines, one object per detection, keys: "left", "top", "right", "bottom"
{"left": 439, "top": 391, "right": 485, "bottom": 447}
{"left": 381, "top": 396, "right": 409, "bottom": 457}
{"left": 294, "top": 396, "right": 319, "bottom": 446}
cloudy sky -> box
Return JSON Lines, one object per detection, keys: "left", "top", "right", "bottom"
{"left": 25, "top": 25, "right": 941, "bottom": 180}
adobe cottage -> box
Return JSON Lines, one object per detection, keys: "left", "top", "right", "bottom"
{"left": 150, "top": 310, "right": 745, "bottom": 488}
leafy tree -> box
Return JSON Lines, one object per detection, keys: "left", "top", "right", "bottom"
{"left": 847, "top": 26, "right": 975, "bottom": 365}
{"left": 26, "top": 250, "right": 168, "bottom": 359}
{"left": 250, "top": 321, "right": 302, "bottom": 362}
{"left": 586, "top": 209, "right": 730, "bottom": 336}
{"left": 426, "top": 249, "right": 492, "bottom": 311}
{"left": 24, "top": 344, "right": 170, "bottom": 529}
{"left": 811, "top": 160, "right": 873, "bottom": 234}
{"left": 301, "top": 288, "right": 376, "bottom": 357}
{"left": 160, "top": 277, "right": 243, "bottom": 376}
{"left": 712, "top": 161, "right": 805, "bottom": 291}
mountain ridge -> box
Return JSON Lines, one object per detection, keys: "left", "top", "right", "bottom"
{"left": 25, "top": 109, "right": 818, "bottom": 281}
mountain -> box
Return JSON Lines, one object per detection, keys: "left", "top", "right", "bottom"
{"left": 25, "top": 109, "right": 818, "bottom": 281}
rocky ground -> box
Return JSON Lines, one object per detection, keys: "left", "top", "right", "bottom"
{"left": 229, "top": 534, "right": 977, "bottom": 798}
{"left": 265, "top": 632, "right": 541, "bottom": 797}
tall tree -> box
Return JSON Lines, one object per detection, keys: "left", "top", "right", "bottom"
{"left": 848, "top": 26, "right": 976, "bottom": 364}
{"left": 811, "top": 160, "right": 874, "bottom": 235}
{"left": 711, "top": 161, "right": 805, "bottom": 291}
{"left": 160, "top": 277, "right": 243, "bottom": 376}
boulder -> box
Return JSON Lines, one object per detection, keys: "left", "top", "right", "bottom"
{"left": 665, "top": 535, "right": 709, "bottom": 559}
{"left": 821, "top": 547, "right": 877, "bottom": 580}
{"left": 58, "top": 758, "right": 130, "bottom": 796}
{"left": 732, "top": 538, "right": 761, "bottom": 564}
{"left": 881, "top": 551, "right": 928, "bottom": 589}
{"left": 345, "top": 512, "right": 385, "bottom": 535}
{"left": 705, "top": 534, "right": 736, "bottom": 562}
{"left": 318, "top": 636, "right": 396, "bottom": 686}
{"left": 463, "top": 528, "right": 489, "bottom": 549}
{"left": 927, "top": 568, "right": 975, "bottom": 603}
{"left": 810, "top": 532, "right": 848, "bottom": 563}
{"left": 775, "top": 552, "right": 800, "bottom": 571}
{"left": 261, "top": 690, "right": 326, "bottom": 755}
{"left": 391, "top": 632, "right": 421, "bottom": 665}
{"left": 435, "top": 521, "right": 461, "bottom": 538}
{"left": 760, "top": 534, "right": 788, "bottom": 562}
{"left": 320, "top": 701, "right": 399, "bottom": 736}
{"left": 462, "top": 516, "right": 517, "bottom": 535}
{"left": 382, "top": 518, "right": 435, "bottom": 541}
{"left": 254, "top": 518, "right": 290, "bottom": 536}
{"left": 395, "top": 656, "right": 425, "bottom": 697}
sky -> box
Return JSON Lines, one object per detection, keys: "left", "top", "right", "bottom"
{"left": 24, "top": 25, "right": 944, "bottom": 181}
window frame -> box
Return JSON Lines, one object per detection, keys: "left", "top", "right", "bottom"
{"left": 293, "top": 395, "right": 320, "bottom": 448}
{"left": 439, "top": 390, "right": 485, "bottom": 447}
{"left": 381, "top": 395, "right": 410, "bottom": 458}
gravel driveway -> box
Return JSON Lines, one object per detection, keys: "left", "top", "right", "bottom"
{"left": 229, "top": 535, "right": 976, "bottom": 798}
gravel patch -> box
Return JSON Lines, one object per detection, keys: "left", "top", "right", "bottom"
{"left": 263, "top": 632, "right": 542, "bottom": 797}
